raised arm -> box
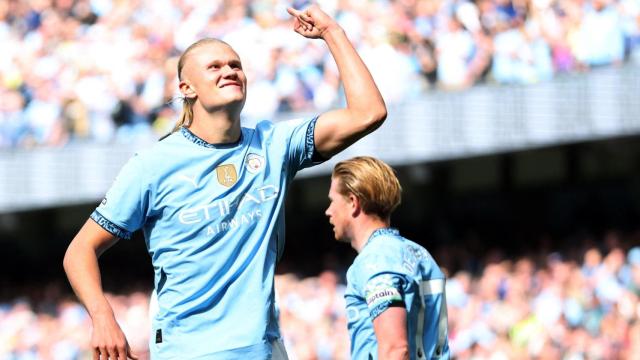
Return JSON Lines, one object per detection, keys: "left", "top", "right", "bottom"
{"left": 63, "top": 220, "right": 138, "bottom": 360}
{"left": 287, "top": 5, "right": 387, "bottom": 158}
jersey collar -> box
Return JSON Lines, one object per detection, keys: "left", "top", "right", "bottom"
{"left": 364, "top": 227, "right": 399, "bottom": 249}
{"left": 180, "top": 127, "right": 244, "bottom": 149}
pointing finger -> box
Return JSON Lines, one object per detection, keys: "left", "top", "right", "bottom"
{"left": 287, "top": 7, "right": 313, "bottom": 25}
{"left": 286, "top": 7, "right": 297, "bottom": 16}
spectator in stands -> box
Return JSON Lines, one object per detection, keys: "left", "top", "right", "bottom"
{"left": 435, "top": 16, "right": 480, "bottom": 89}
{"left": 0, "top": 89, "right": 28, "bottom": 148}
{"left": 575, "top": 0, "right": 626, "bottom": 67}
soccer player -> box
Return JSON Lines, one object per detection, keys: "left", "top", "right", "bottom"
{"left": 325, "top": 157, "right": 449, "bottom": 360}
{"left": 62, "top": 5, "right": 386, "bottom": 360}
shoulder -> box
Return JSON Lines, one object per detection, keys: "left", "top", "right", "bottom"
{"left": 346, "top": 263, "right": 358, "bottom": 284}
{"left": 365, "top": 233, "right": 406, "bottom": 260}
{"left": 355, "top": 239, "right": 405, "bottom": 276}
{"left": 258, "top": 116, "right": 317, "bottom": 134}
{"left": 144, "top": 131, "right": 181, "bottom": 151}
{"left": 359, "top": 232, "right": 441, "bottom": 276}
{"left": 128, "top": 146, "right": 166, "bottom": 170}
{"left": 120, "top": 132, "right": 186, "bottom": 176}
{"left": 401, "top": 238, "right": 445, "bottom": 278}
{"left": 254, "top": 119, "right": 277, "bottom": 129}
{"left": 249, "top": 117, "right": 316, "bottom": 149}
{"left": 142, "top": 130, "right": 195, "bottom": 158}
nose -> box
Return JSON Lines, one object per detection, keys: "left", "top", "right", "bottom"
{"left": 325, "top": 206, "right": 331, "bottom": 217}
{"left": 221, "top": 65, "right": 238, "bottom": 78}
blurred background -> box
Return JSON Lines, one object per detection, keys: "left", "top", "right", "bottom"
{"left": 1, "top": 0, "right": 640, "bottom": 358}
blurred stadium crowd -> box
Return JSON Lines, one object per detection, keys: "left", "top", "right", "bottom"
{"left": 2, "top": 234, "right": 640, "bottom": 359}
{"left": 1, "top": 0, "right": 639, "bottom": 148}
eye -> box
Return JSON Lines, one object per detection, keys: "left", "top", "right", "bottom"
{"left": 207, "top": 63, "right": 221, "bottom": 70}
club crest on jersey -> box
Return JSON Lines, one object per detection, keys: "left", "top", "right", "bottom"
{"left": 245, "top": 153, "right": 265, "bottom": 174}
{"left": 216, "top": 164, "right": 237, "bottom": 187}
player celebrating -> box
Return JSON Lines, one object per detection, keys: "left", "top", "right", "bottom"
{"left": 325, "top": 157, "right": 449, "bottom": 360}
{"left": 63, "top": 5, "right": 386, "bottom": 360}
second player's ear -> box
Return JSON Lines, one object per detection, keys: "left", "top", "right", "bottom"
{"left": 179, "top": 81, "right": 196, "bottom": 99}
{"left": 349, "top": 194, "right": 361, "bottom": 217}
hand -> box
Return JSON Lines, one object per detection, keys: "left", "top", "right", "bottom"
{"left": 91, "top": 313, "right": 139, "bottom": 360}
{"left": 287, "top": 5, "right": 339, "bottom": 39}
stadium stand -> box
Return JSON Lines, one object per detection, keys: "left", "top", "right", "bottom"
{"left": 0, "top": 0, "right": 639, "bottom": 148}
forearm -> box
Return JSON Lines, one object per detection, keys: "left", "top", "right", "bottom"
{"left": 63, "top": 240, "right": 113, "bottom": 319}
{"left": 288, "top": 5, "right": 387, "bottom": 156}
{"left": 322, "top": 26, "right": 386, "bottom": 121}
{"left": 64, "top": 224, "right": 136, "bottom": 359}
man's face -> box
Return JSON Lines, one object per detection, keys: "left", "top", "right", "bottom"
{"left": 180, "top": 42, "right": 247, "bottom": 112}
{"left": 325, "top": 177, "right": 353, "bottom": 243}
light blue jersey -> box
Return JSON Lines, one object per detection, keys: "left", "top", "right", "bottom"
{"left": 91, "top": 117, "right": 321, "bottom": 359}
{"left": 345, "top": 228, "right": 450, "bottom": 360}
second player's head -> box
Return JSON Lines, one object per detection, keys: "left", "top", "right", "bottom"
{"left": 326, "top": 156, "right": 402, "bottom": 242}
{"left": 175, "top": 38, "right": 247, "bottom": 130}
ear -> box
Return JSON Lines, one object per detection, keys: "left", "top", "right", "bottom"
{"left": 179, "top": 80, "right": 196, "bottom": 99}
{"left": 348, "top": 193, "right": 361, "bottom": 218}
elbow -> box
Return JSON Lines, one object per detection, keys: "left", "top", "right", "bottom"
{"left": 63, "top": 240, "right": 82, "bottom": 276}
{"left": 373, "top": 101, "right": 388, "bottom": 124}
{"left": 62, "top": 245, "right": 73, "bottom": 275}
{"left": 363, "top": 106, "right": 387, "bottom": 133}
{"left": 373, "top": 106, "right": 388, "bottom": 127}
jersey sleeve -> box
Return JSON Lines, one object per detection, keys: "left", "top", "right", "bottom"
{"left": 90, "top": 154, "right": 148, "bottom": 240}
{"left": 364, "top": 273, "right": 406, "bottom": 319}
{"left": 355, "top": 251, "right": 410, "bottom": 320}
{"left": 273, "top": 115, "right": 325, "bottom": 173}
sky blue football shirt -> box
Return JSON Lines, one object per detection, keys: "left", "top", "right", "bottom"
{"left": 345, "top": 228, "right": 450, "bottom": 360}
{"left": 91, "top": 117, "right": 321, "bottom": 359}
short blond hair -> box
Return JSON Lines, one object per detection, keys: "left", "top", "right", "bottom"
{"left": 332, "top": 156, "right": 402, "bottom": 220}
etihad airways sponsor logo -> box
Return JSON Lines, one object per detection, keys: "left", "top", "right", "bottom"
{"left": 178, "top": 184, "right": 279, "bottom": 225}
{"left": 205, "top": 209, "right": 263, "bottom": 236}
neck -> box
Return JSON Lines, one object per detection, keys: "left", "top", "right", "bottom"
{"left": 351, "top": 216, "right": 390, "bottom": 253}
{"left": 189, "top": 104, "right": 242, "bottom": 144}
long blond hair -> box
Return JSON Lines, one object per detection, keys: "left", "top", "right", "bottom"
{"left": 173, "top": 38, "right": 231, "bottom": 132}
